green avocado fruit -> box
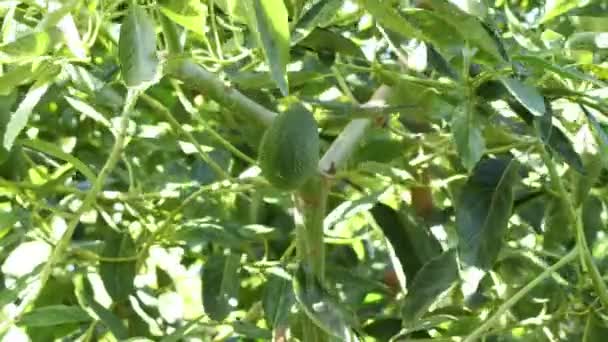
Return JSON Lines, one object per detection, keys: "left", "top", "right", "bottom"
{"left": 259, "top": 104, "right": 320, "bottom": 190}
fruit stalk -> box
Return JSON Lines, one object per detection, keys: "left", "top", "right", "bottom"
{"left": 294, "top": 175, "right": 330, "bottom": 341}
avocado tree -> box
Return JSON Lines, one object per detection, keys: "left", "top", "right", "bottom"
{"left": 0, "top": 0, "right": 607, "bottom": 341}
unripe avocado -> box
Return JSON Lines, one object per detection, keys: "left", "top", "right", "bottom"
{"left": 258, "top": 104, "right": 319, "bottom": 190}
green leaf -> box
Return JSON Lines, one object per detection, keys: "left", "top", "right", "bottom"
{"left": 202, "top": 252, "right": 241, "bottom": 321}
{"left": 582, "top": 195, "right": 604, "bottom": 248}
{"left": 358, "top": 0, "right": 424, "bottom": 41}
{"left": 500, "top": 77, "right": 546, "bottom": 117}
{"left": 18, "top": 305, "right": 91, "bottom": 327}
{"left": 402, "top": 249, "right": 459, "bottom": 322}
{"left": 541, "top": 0, "right": 581, "bottom": 24}
{"left": 297, "top": 28, "right": 363, "bottom": 58}
{"left": 456, "top": 157, "right": 519, "bottom": 286}
{"left": 451, "top": 105, "right": 485, "bottom": 171}
{"left": 0, "top": 64, "right": 38, "bottom": 96}
{"left": 74, "top": 274, "right": 129, "bottom": 340}
{"left": 583, "top": 106, "right": 608, "bottom": 168}
{"left": 420, "top": 0, "right": 504, "bottom": 62}
{"left": 543, "top": 196, "right": 573, "bottom": 252}
{"left": 263, "top": 271, "right": 294, "bottom": 330}
{"left": 291, "top": 0, "right": 344, "bottom": 45}
{"left": 119, "top": 4, "right": 159, "bottom": 87}
{"left": 65, "top": 95, "right": 112, "bottom": 131}
{"left": 509, "top": 100, "right": 584, "bottom": 173}
{"left": 159, "top": 0, "right": 207, "bottom": 36}
{"left": 0, "top": 28, "right": 62, "bottom": 62}
{"left": 3, "top": 79, "right": 51, "bottom": 152}
{"left": 362, "top": 318, "right": 402, "bottom": 341}
{"left": 513, "top": 55, "right": 607, "bottom": 87}
{"left": 99, "top": 232, "right": 137, "bottom": 303}
{"left": 20, "top": 139, "right": 97, "bottom": 184}
{"left": 370, "top": 203, "right": 422, "bottom": 284}
{"left": 245, "top": 0, "right": 290, "bottom": 96}
{"left": 292, "top": 264, "right": 357, "bottom": 341}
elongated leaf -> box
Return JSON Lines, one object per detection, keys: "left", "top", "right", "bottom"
{"left": 202, "top": 252, "right": 241, "bottom": 321}
{"left": 263, "top": 271, "right": 294, "bottom": 330}
{"left": 298, "top": 28, "right": 363, "bottom": 58}
{"left": 583, "top": 195, "right": 604, "bottom": 248}
{"left": 402, "top": 250, "right": 459, "bottom": 322}
{"left": 292, "top": 0, "right": 343, "bottom": 44}
{"left": 543, "top": 196, "right": 572, "bottom": 253}
{"left": 119, "top": 4, "right": 159, "bottom": 87}
{"left": 500, "top": 77, "right": 545, "bottom": 117}
{"left": 160, "top": 0, "right": 207, "bottom": 36}
{"left": 0, "top": 64, "right": 38, "bottom": 96}
{"left": 20, "top": 139, "right": 97, "bottom": 184}
{"left": 513, "top": 55, "right": 607, "bottom": 87}
{"left": 65, "top": 95, "right": 112, "bottom": 130}
{"left": 451, "top": 105, "right": 485, "bottom": 171}
{"left": 18, "top": 305, "right": 91, "bottom": 327}
{"left": 541, "top": 0, "right": 579, "bottom": 23}
{"left": 456, "top": 157, "right": 520, "bottom": 270}
{"left": 0, "top": 28, "right": 62, "bottom": 62}
{"left": 292, "top": 264, "right": 357, "bottom": 341}
{"left": 99, "top": 232, "right": 137, "bottom": 303}
{"left": 358, "top": 0, "right": 424, "bottom": 41}
{"left": 509, "top": 100, "right": 584, "bottom": 173}
{"left": 74, "top": 274, "right": 129, "bottom": 340}
{"left": 419, "top": 0, "right": 504, "bottom": 62}
{"left": 583, "top": 105, "right": 608, "bottom": 168}
{"left": 3, "top": 80, "right": 51, "bottom": 151}
{"left": 370, "top": 203, "right": 422, "bottom": 283}
{"left": 245, "top": 0, "right": 290, "bottom": 96}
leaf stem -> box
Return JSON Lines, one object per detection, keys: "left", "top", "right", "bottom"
{"left": 462, "top": 247, "right": 578, "bottom": 342}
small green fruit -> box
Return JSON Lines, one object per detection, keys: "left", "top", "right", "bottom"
{"left": 259, "top": 104, "right": 319, "bottom": 190}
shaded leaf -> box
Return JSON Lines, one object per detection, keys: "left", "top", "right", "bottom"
{"left": 509, "top": 100, "right": 584, "bottom": 173}
{"left": 543, "top": 196, "right": 573, "bottom": 252}
{"left": 419, "top": 0, "right": 504, "bottom": 62}
{"left": 402, "top": 249, "right": 459, "bottom": 322}
{"left": 18, "top": 305, "right": 91, "bottom": 327}
{"left": 358, "top": 0, "right": 424, "bottom": 41}
{"left": 202, "top": 252, "right": 241, "bottom": 321}
{"left": 584, "top": 311, "right": 608, "bottom": 342}
{"left": 119, "top": 4, "right": 159, "bottom": 87}
{"left": 500, "top": 77, "right": 545, "bottom": 117}
{"left": 74, "top": 274, "right": 129, "bottom": 340}
{"left": 292, "top": 264, "right": 357, "bottom": 341}
{"left": 298, "top": 28, "right": 363, "bottom": 58}
{"left": 583, "top": 195, "right": 604, "bottom": 248}
{"left": 99, "top": 232, "right": 137, "bottom": 302}
{"left": 21, "top": 139, "right": 97, "bottom": 184}
{"left": 292, "top": 0, "right": 343, "bottom": 44}
{"left": 245, "top": 0, "right": 290, "bottom": 95}
{"left": 362, "top": 318, "right": 401, "bottom": 340}
{"left": 456, "top": 157, "right": 519, "bottom": 274}
{"left": 263, "top": 271, "right": 294, "bottom": 330}
{"left": 451, "top": 105, "right": 485, "bottom": 171}
{"left": 370, "top": 203, "right": 422, "bottom": 283}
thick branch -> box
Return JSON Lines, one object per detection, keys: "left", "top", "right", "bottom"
{"left": 168, "top": 60, "right": 394, "bottom": 173}
{"left": 167, "top": 59, "right": 277, "bottom": 126}
{"left": 318, "top": 85, "right": 393, "bottom": 173}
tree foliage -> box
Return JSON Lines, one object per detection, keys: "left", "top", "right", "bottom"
{"left": 1, "top": 0, "right": 608, "bottom": 341}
